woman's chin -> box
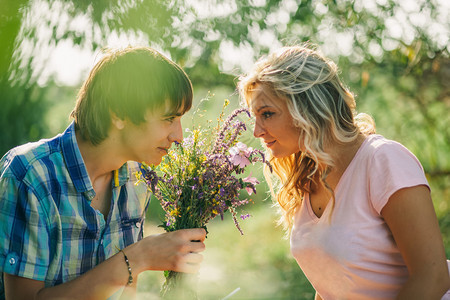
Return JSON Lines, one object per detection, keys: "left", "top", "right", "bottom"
{"left": 270, "top": 150, "right": 286, "bottom": 159}
{"left": 269, "top": 149, "right": 299, "bottom": 159}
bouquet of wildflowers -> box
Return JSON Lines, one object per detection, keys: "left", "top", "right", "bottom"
{"left": 137, "top": 100, "right": 270, "bottom": 299}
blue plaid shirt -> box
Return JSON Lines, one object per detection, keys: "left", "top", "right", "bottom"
{"left": 0, "top": 122, "right": 151, "bottom": 298}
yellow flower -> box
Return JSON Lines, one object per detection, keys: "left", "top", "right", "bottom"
{"left": 192, "top": 129, "right": 200, "bottom": 141}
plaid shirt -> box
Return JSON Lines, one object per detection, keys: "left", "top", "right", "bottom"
{"left": 0, "top": 122, "right": 151, "bottom": 298}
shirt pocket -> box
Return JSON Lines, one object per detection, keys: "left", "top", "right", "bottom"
{"left": 120, "top": 216, "right": 145, "bottom": 245}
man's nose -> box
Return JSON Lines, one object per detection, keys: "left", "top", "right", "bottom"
{"left": 169, "top": 119, "right": 183, "bottom": 144}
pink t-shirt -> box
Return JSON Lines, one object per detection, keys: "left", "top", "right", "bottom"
{"left": 290, "top": 134, "right": 449, "bottom": 299}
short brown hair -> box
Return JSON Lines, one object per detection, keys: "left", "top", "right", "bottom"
{"left": 71, "top": 46, "right": 193, "bottom": 145}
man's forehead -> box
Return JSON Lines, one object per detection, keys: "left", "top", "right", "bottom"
{"left": 143, "top": 102, "right": 179, "bottom": 119}
{"left": 163, "top": 101, "right": 185, "bottom": 116}
{"left": 147, "top": 100, "right": 185, "bottom": 117}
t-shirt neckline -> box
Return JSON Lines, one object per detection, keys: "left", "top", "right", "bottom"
{"left": 306, "top": 134, "right": 373, "bottom": 221}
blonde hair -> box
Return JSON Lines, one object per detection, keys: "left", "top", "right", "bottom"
{"left": 239, "top": 44, "right": 375, "bottom": 231}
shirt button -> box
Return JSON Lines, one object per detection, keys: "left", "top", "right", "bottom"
{"left": 135, "top": 222, "right": 141, "bottom": 228}
{"left": 9, "top": 258, "right": 16, "bottom": 265}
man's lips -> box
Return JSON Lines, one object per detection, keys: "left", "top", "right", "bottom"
{"left": 157, "top": 147, "right": 169, "bottom": 153}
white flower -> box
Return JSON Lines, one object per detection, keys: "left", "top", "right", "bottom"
{"left": 229, "top": 142, "right": 253, "bottom": 168}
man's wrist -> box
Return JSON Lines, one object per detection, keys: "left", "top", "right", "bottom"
{"left": 119, "top": 249, "right": 133, "bottom": 285}
{"left": 123, "top": 241, "right": 145, "bottom": 275}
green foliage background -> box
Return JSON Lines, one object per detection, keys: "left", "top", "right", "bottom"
{"left": 1, "top": 0, "right": 448, "bottom": 298}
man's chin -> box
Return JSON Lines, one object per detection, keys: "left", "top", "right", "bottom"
{"left": 143, "top": 157, "right": 163, "bottom": 166}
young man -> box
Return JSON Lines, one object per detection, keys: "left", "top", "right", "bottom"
{"left": 0, "top": 47, "right": 206, "bottom": 299}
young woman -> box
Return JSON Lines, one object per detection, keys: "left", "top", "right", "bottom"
{"left": 239, "top": 44, "right": 450, "bottom": 299}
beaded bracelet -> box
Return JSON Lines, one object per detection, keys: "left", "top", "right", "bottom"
{"left": 119, "top": 249, "right": 133, "bottom": 286}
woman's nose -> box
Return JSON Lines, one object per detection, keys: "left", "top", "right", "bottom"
{"left": 253, "top": 119, "right": 265, "bottom": 138}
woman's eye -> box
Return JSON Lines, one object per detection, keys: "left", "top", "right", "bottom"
{"left": 262, "top": 111, "right": 274, "bottom": 119}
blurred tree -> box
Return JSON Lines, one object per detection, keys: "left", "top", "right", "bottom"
{"left": 1, "top": 0, "right": 449, "bottom": 179}
{"left": 0, "top": 0, "right": 46, "bottom": 155}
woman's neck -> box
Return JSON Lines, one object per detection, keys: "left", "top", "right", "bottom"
{"left": 320, "top": 133, "right": 366, "bottom": 189}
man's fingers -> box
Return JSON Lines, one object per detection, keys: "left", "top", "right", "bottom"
{"left": 176, "top": 261, "right": 202, "bottom": 274}
{"left": 183, "top": 252, "right": 203, "bottom": 264}
{"left": 170, "top": 255, "right": 203, "bottom": 273}
{"left": 177, "top": 228, "right": 206, "bottom": 242}
{"left": 188, "top": 239, "right": 206, "bottom": 253}
{"left": 141, "top": 229, "right": 207, "bottom": 272}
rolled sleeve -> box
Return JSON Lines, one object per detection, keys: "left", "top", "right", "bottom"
{"left": 2, "top": 253, "right": 19, "bottom": 274}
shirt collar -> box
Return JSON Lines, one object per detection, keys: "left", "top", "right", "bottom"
{"left": 114, "top": 163, "right": 130, "bottom": 188}
{"left": 61, "top": 122, "right": 93, "bottom": 195}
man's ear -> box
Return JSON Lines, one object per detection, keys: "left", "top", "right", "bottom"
{"left": 111, "top": 114, "right": 126, "bottom": 130}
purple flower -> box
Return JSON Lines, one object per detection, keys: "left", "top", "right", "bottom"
{"left": 137, "top": 105, "right": 267, "bottom": 238}
{"left": 229, "top": 142, "right": 253, "bottom": 168}
{"left": 139, "top": 164, "right": 159, "bottom": 194}
{"left": 183, "top": 137, "right": 194, "bottom": 147}
{"left": 242, "top": 172, "right": 259, "bottom": 195}
{"left": 240, "top": 214, "right": 251, "bottom": 220}
{"left": 212, "top": 108, "right": 251, "bottom": 153}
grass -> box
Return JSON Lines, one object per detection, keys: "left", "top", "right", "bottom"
{"left": 136, "top": 201, "right": 315, "bottom": 299}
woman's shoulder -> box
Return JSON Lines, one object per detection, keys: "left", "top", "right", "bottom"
{"left": 362, "top": 134, "right": 428, "bottom": 214}
{"left": 362, "top": 134, "right": 418, "bottom": 162}
{"left": 365, "top": 134, "right": 404, "bottom": 149}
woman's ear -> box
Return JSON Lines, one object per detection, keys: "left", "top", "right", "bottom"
{"left": 111, "top": 114, "right": 126, "bottom": 130}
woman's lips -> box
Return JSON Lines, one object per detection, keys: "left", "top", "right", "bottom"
{"left": 265, "top": 141, "right": 276, "bottom": 148}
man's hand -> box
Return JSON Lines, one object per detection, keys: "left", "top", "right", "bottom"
{"left": 128, "top": 228, "right": 207, "bottom": 274}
